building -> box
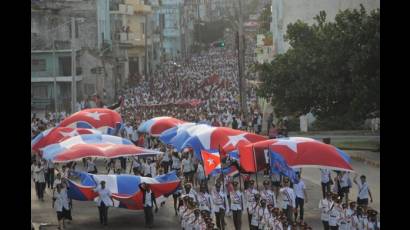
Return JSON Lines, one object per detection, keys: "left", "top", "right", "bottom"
{"left": 109, "top": 0, "right": 152, "bottom": 88}
{"left": 254, "top": 34, "right": 274, "bottom": 64}
{"left": 160, "top": 0, "right": 183, "bottom": 60}
{"left": 31, "top": 0, "right": 113, "bottom": 112}
{"left": 270, "top": 0, "right": 380, "bottom": 55}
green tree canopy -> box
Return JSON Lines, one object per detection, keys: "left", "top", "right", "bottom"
{"left": 257, "top": 5, "right": 379, "bottom": 129}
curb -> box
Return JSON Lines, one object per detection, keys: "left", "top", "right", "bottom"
{"left": 348, "top": 154, "right": 380, "bottom": 168}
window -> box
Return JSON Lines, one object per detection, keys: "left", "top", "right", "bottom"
{"left": 59, "top": 56, "right": 72, "bottom": 76}
{"left": 31, "top": 59, "right": 46, "bottom": 72}
{"left": 68, "top": 21, "right": 79, "bottom": 38}
{"left": 32, "top": 85, "right": 48, "bottom": 99}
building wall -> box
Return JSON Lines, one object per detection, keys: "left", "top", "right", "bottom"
{"left": 271, "top": 0, "right": 380, "bottom": 54}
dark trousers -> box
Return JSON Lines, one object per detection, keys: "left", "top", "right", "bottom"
{"left": 120, "top": 158, "right": 126, "bottom": 170}
{"left": 161, "top": 161, "right": 169, "bottom": 173}
{"left": 144, "top": 206, "right": 154, "bottom": 227}
{"left": 215, "top": 209, "right": 225, "bottom": 230}
{"left": 284, "top": 206, "right": 294, "bottom": 224}
{"left": 232, "top": 210, "right": 242, "bottom": 230}
{"left": 330, "top": 226, "right": 339, "bottom": 230}
{"left": 247, "top": 210, "right": 252, "bottom": 229}
{"left": 98, "top": 202, "right": 108, "bottom": 225}
{"left": 35, "top": 182, "right": 45, "bottom": 199}
{"left": 321, "top": 182, "right": 331, "bottom": 198}
{"left": 47, "top": 168, "right": 55, "bottom": 189}
{"left": 322, "top": 221, "right": 330, "bottom": 230}
{"left": 295, "top": 197, "right": 304, "bottom": 221}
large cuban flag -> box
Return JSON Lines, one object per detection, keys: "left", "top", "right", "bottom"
{"left": 168, "top": 124, "right": 213, "bottom": 153}
{"left": 42, "top": 134, "right": 162, "bottom": 162}
{"left": 180, "top": 127, "right": 267, "bottom": 160}
{"left": 67, "top": 171, "right": 181, "bottom": 210}
{"left": 31, "top": 127, "right": 101, "bottom": 153}
{"left": 138, "top": 116, "right": 185, "bottom": 137}
{"left": 159, "top": 122, "right": 197, "bottom": 145}
{"left": 59, "top": 108, "right": 123, "bottom": 135}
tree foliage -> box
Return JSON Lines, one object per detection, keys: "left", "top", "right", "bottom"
{"left": 258, "top": 4, "right": 272, "bottom": 33}
{"left": 257, "top": 5, "right": 380, "bottom": 128}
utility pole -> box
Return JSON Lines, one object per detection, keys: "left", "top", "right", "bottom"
{"left": 71, "top": 17, "right": 77, "bottom": 114}
{"left": 52, "top": 40, "right": 58, "bottom": 114}
{"left": 237, "top": 0, "right": 247, "bottom": 118}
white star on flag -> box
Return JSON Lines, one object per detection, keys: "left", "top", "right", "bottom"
{"left": 271, "top": 137, "right": 312, "bottom": 153}
{"left": 207, "top": 158, "right": 215, "bottom": 166}
{"left": 223, "top": 133, "right": 248, "bottom": 149}
{"left": 60, "top": 130, "right": 79, "bottom": 137}
{"left": 85, "top": 112, "right": 106, "bottom": 121}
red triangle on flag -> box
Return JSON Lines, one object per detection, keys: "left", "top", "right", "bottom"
{"left": 201, "top": 150, "right": 221, "bottom": 176}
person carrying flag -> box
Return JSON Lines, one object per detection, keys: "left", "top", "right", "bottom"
{"left": 229, "top": 181, "right": 244, "bottom": 230}
{"left": 245, "top": 180, "right": 260, "bottom": 228}
{"left": 280, "top": 178, "right": 296, "bottom": 224}
{"left": 210, "top": 182, "right": 229, "bottom": 230}
{"left": 93, "top": 180, "right": 114, "bottom": 226}
{"left": 261, "top": 180, "right": 276, "bottom": 208}
{"left": 140, "top": 182, "right": 159, "bottom": 228}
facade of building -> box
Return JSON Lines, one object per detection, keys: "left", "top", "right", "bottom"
{"left": 254, "top": 34, "right": 274, "bottom": 64}
{"left": 31, "top": 0, "right": 113, "bottom": 112}
{"left": 160, "top": 0, "right": 183, "bottom": 60}
{"left": 270, "top": 0, "right": 380, "bottom": 55}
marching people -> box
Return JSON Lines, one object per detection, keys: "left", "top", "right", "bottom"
{"left": 93, "top": 180, "right": 114, "bottom": 226}
{"left": 346, "top": 201, "right": 356, "bottom": 230}
{"left": 140, "top": 182, "right": 159, "bottom": 228}
{"left": 86, "top": 158, "right": 98, "bottom": 174}
{"left": 249, "top": 193, "right": 261, "bottom": 230}
{"left": 328, "top": 195, "right": 342, "bottom": 230}
{"left": 197, "top": 184, "right": 212, "bottom": 214}
{"left": 34, "top": 160, "right": 46, "bottom": 201}
{"left": 182, "top": 182, "right": 198, "bottom": 203}
{"left": 52, "top": 184, "right": 70, "bottom": 230}
{"left": 280, "top": 178, "right": 296, "bottom": 224}
{"left": 353, "top": 174, "right": 373, "bottom": 210}
{"left": 293, "top": 172, "right": 308, "bottom": 222}
{"left": 46, "top": 159, "right": 55, "bottom": 190}
{"left": 256, "top": 199, "right": 271, "bottom": 230}
{"left": 210, "top": 182, "right": 229, "bottom": 230}
{"left": 229, "top": 181, "right": 244, "bottom": 230}
{"left": 320, "top": 169, "right": 332, "bottom": 198}
{"left": 319, "top": 192, "right": 333, "bottom": 230}
{"left": 261, "top": 180, "right": 276, "bottom": 208}
{"left": 245, "top": 179, "right": 260, "bottom": 228}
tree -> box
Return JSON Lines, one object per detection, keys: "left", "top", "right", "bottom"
{"left": 257, "top": 5, "right": 380, "bottom": 129}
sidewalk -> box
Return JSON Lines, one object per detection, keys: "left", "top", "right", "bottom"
{"left": 346, "top": 150, "right": 380, "bottom": 168}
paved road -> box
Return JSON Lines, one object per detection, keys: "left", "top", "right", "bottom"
{"left": 32, "top": 157, "right": 379, "bottom": 229}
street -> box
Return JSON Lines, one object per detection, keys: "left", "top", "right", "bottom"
{"left": 32, "top": 154, "right": 380, "bottom": 230}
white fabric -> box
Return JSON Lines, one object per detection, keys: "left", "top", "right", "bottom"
{"left": 229, "top": 190, "right": 243, "bottom": 211}
{"left": 34, "top": 165, "right": 45, "bottom": 183}
{"left": 318, "top": 198, "right": 332, "bottom": 221}
{"left": 197, "top": 192, "right": 211, "bottom": 212}
{"left": 244, "top": 188, "right": 259, "bottom": 210}
{"left": 53, "top": 189, "right": 70, "bottom": 212}
{"left": 293, "top": 180, "right": 306, "bottom": 199}
{"left": 357, "top": 181, "right": 370, "bottom": 199}
{"left": 260, "top": 189, "right": 276, "bottom": 206}
{"left": 280, "top": 187, "right": 296, "bottom": 208}
{"left": 340, "top": 172, "right": 350, "bottom": 188}
{"left": 94, "top": 187, "right": 113, "bottom": 207}
{"left": 182, "top": 159, "right": 192, "bottom": 173}
{"left": 149, "top": 163, "right": 157, "bottom": 177}
{"left": 210, "top": 189, "right": 229, "bottom": 213}
{"left": 144, "top": 190, "right": 153, "bottom": 207}
{"left": 320, "top": 169, "right": 331, "bottom": 183}
{"left": 171, "top": 156, "right": 181, "bottom": 169}
{"left": 328, "top": 205, "right": 341, "bottom": 226}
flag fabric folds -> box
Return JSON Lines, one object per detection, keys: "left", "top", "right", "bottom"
{"left": 67, "top": 171, "right": 180, "bottom": 210}
{"left": 201, "top": 150, "right": 221, "bottom": 176}
{"left": 269, "top": 148, "right": 298, "bottom": 183}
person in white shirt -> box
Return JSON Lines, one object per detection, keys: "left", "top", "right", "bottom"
{"left": 181, "top": 154, "right": 193, "bottom": 183}
{"left": 366, "top": 210, "right": 380, "bottom": 230}
{"left": 280, "top": 178, "right": 296, "bottom": 224}
{"left": 197, "top": 184, "right": 212, "bottom": 213}
{"left": 353, "top": 174, "right": 373, "bottom": 210}
{"left": 149, "top": 159, "right": 157, "bottom": 177}
{"left": 142, "top": 159, "right": 151, "bottom": 177}
{"left": 46, "top": 159, "right": 55, "bottom": 190}
{"left": 160, "top": 151, "right": 171, "bottom": 174}
{"left": 338, "top": 203, "right": 349, "bottom": 230}
{"left": 171, "top": 151, "right": 182, "bottom": 175}
{"left": 140, "top": 182, "right": 158, "bottom": 228}
{"left": 229, "top": 181, "right": 244, "bottom": 230}
{"left": 34, "top": 161, "right": 46, "bottom": 201}
{"left": 196, "top": 163, "right": 206, "bottom": 186}
{"left": 260, "top": 180, "right": 276, "bottom": 208}
{"left": 53, "top": 173, "right": 63, "bottom": 192}
{"left": 249, "top": 193, "right": 261, "bottom": 230}
{"left": 346, "top": 202, "right": 356, "bottom": 230}
{"left": 211, "top": 182, "right": 229, "bottom": 230}
{"left": 245, "top": 180, "right": 259, "bottom": 228}
{"left": 52, "top": 184, "right": 70, "bottom": 230}
{"left": 319, "top": 192, "right": 333, "bottom": 230}
{"left": 293, "top": 172, "right": 308, "bottom": 222}
{"left": 329, "top": 196, "right": 342, "bottom": 230}
{"left": 256, "top": 199, "right": 271, "bottom": 230}
{"left": 182, "top": 183, "right": 198, "bottom": 203}
{"left": 320, "top": 169, "right": 332, "bottom": 198}
{"left": 86, "top": 158, "right": 97, "bottom": 174}
{"left": 271, "top": 173, "right": 281, "bottom": 199}
{"left": 93, "top": 181, "right": 114, "bottom": 226}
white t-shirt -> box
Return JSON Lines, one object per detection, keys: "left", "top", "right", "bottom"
{"left": 87, "top": 161, "right": 96, "bottom": 172}
{"left": 53, "top": 189, "right": 70, "bottom": 212}
{"left": 320, "top": 169, "right": 331, "bottom": 183}
{"left": 280, "top": 187, "right": 296, "bottom": 208}
{"left": 144, "top": 190, "right": 153, "bottom": 207}
{"left": 94, "top": 187, "right": 113, "bottom": 207}
{"left": 357, "top": 181, "right": 370, "bottom": 200}
{"left": 293, "top": 180, "right": 306, "bottom": 199}
{"left": 34, "top": 165, "right": 45, "bottom": 183}
{"left": 172, "top": 156, "right": 181, "bottom": 169}
{"left": 182, "top": 159, "right": 192, "bottom": 173}
{"left": 340, "top": 173, "right": 350, "bottom": 188}
{"left": 149, "top": 163, "right": 157, "bottom": 177}
{"left": 318, "top": 199, "right": 332, "bottom": 221}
